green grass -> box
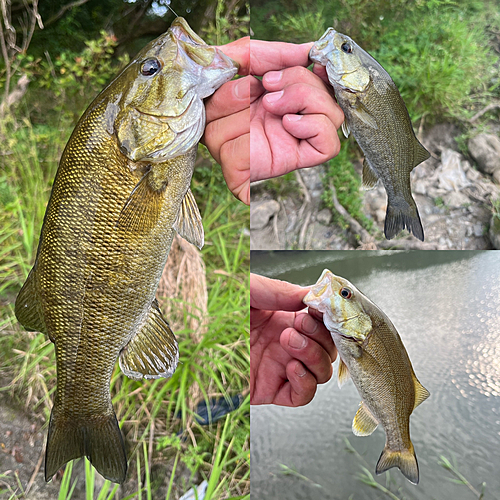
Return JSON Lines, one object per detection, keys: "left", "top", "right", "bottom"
{"left": 0, "top": 137, "right": 249, "bottom": 499}
{"left": 251, "top": 0, "right": 500, "bottom": 229}
{"left": 0, "top": 14, "right": 249, "bottom": 496}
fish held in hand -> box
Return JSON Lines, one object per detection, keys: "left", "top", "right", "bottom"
{"left": 303, "top": 270, "right": 429, "bottom": 484}
{"left": 15, "top": 17, "right": 237, "bottom": 484}
{"left": 309, "top": 30, "right": 430, "bottom": 241}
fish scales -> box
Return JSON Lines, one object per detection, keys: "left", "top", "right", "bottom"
{"left": 310, "top": 29, "right": 430, "bottom": 241}
{"left": 15, "top": 18, "right": 237, "bottom": 483}
{"left": 303, "top": 270, "right": 429, "bottom": 484}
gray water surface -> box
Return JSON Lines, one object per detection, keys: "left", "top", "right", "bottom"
{"left": 251, "top": 251, "right": 500, "bottom": 500}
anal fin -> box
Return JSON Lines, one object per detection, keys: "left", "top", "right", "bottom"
{"left": 15, "top": 270, "right": 46, "bottom": 334}
{"left": 173, "top": 188, "right": 204, "bottom": 249}
{"left": 362, "top": 158, "right": 379, "bottom": 190}
{"left": 119, "top": 299, "right": 179, "bottom": 380}
{"left": 352, "top": 401, "right": 378, "bottom": 436}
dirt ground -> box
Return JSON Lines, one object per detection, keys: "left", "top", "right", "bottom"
{"left": 250, "top": 122, "right": 500, "bottom": 250}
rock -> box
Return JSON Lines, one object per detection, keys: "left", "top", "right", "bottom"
{"left": 493, "top": 169, "right": 500, "bottom": 185}
{"left": 468, "top": 133, "right": 500, "bottom": 175}
{"left": 489, "top": 215, "right": 500, "bottom": 249}
{"left": 316, "top": 208, "right": 332, "bottom": 225}
{"left": 250, "top": 200, "right": 280, "bottom": 230}
{"left": 436, "top": 148, "right": 470, "bottom": 192}
{"left": 424, "top": 123, "right": 462, "bottom": 154}
{"left": 443, "top": 190, "right": 470, "bottom": 208}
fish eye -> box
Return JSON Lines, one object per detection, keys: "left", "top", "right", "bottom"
{"left": 141, "top": 58, "right": 162, "bottom": 76}
{"left": 341, "top": 42, "right": 353, "bottom": 54}
{"left": 340, "top": 287, "right": 352, "bottom": 299}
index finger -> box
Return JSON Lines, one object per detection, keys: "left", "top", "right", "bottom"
{"left": 250, "top": 274, "right": 309, "bottom": 311}
{"left": 250, "top": 40, "right": 314, "bottom": 76}
{"left": 218, "top": 37, "right": 250, "bottom": 75}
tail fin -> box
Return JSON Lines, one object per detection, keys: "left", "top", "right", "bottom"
{"left": 384, "top": 197, "right": 424, "bottom": 241}
{"left": 45, "top": 403, "right": 127, "bottom": 484}
{"left": 375, "top": 443, "right": 419, "bottom": 484}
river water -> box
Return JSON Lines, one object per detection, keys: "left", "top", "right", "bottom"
{"left": 251, "top": 250, "right": 500, "bottom": 500}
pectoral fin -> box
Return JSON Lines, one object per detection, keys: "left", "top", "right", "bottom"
{"left": 352, "top": 401, "right": 378, "bottom": 436}
{"left": 337, "top": 357, "right": 350, "bottom": 388}
{"left": 14, "top": 270, "right": 46, "bottom": 334}
{"left": 119, "top": 299, "right": 178, "bottom": 380}
{"left": 173, "top": 188, "right": 204, "bottom": 249}
{"left": 116, "top": 170, "right": 163, "bottom": 233}
{"left": 362, "top": 158, "right": 379, "bottom": 189}
{"left": 353, "top": 100, "right": 378, "bottom": 130}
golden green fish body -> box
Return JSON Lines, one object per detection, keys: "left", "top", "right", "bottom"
{"left": 15, "top": 17, "right": 237, "bottom": 484}
{"left": 309, "top": 30, "right": 430, "bottom": 241}
{"left": 303, "top": 270, "right": 429, "bottom": 484}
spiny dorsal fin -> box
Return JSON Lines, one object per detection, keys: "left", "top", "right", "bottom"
{"left": 116, "top": 170, "right": 163, "bottom": 234}
{"left": 341, "top": 120, "right": 350, "bottom": 138}
{"left": 173, "top": 188, "right": 204, "bottom": 249}
{"left": 337, "top": 357, "right": 351, "bottom": 388}
{"left": 352, "top": 401, "right": 379, "bottom": 436}
{"left": 119, "top": 299, "right": 178, "bottom": 380}
{"left": 15, "top": 270, "right": 46, "bottom": 334}
{"left": 362, "top": 158, "right": 379, "bottom": 190}
{"left": 413, "top": 375, "right": 430, "bottom": 410}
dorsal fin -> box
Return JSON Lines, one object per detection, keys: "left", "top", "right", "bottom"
{"left": 413, "top": 140, "right": 430, "bottom": 168}
{"left": 412, "top": 375, "right": 430, "bottom": 409}
{"left": 15, "top": 270, "right": 46, "bottom": 334}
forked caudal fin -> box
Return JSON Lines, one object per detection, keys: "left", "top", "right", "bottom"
{"left": 384, "top": 199, "right": 424, "bottom": 242}
{"left": 45, "top": 404, "right": 127, "bottom": 484}
{"left": 375, "top": 443, "right": 419, "bottom": 484}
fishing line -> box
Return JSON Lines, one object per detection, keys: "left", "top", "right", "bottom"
{"left": 165, "top": 1, "right": 179, "bottom": 18}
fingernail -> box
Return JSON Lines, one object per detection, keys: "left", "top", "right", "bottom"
{"left": 288, "top": 330, "right": 307, "bottom": 349}
{"left": 234, "top": 78, "right": 249, "bottom": 100}
{"left": 301, "top": 314, "right": 319, "bottom": 334}
{"left": 295, "top": 363, "right": 307, "bottom": 378}
{"left": 286, "top": 114, "right": 303, "bottom": 122}
{"left": 265, "top": 70, "right": 283, "bottom": 84}
{"left": 265, "top": 90, "right": 283, "bottom": 104}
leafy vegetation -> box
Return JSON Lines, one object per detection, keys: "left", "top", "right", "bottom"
{"left": 0, "top": 1, "right": 249, "bottom": 498}
{"left": 252, "top": 0, "right": 500, "bottom": 234}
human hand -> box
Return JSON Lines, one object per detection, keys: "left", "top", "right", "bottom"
{"left": 203, "top": 37, "right": 250, "bottom": 205}
{"left": 250, "top": 273, "right": 337, "bottom": 406}
{"left": 250, "top": 41, "right": 344, "bottom": 182}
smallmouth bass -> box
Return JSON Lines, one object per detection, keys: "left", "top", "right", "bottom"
{"left": 303, "top": 270, "right": 429, "bottom": 484}
{"left": 15, "top": 17, "right": 237, "bottom": 483}
{"left": 309, "top": 30, "right": 430, "bottom": 241}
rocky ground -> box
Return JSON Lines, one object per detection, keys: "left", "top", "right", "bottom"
{"left": 250, "top": 122, "right": 500, "bottom": 250}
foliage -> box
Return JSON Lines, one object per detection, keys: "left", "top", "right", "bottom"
{"left": 252, "top": 0, "right": 499, "bottom": 122}
{"left": 321, "top": 141, "right": 373, "bottom": 232}
{"left": 0, "top": 3, "right": 249, "bottom": 499}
